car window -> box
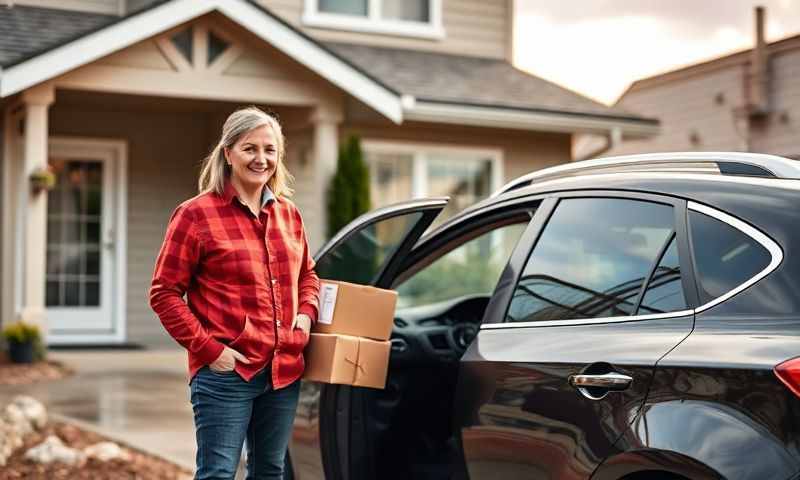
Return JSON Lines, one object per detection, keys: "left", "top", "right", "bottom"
{"left": 506, "top": 198, "right": 674, "bottom": 323}
{"left": 637, "top": 235, "right": 687, "bottom": 315}
{"left": 688, "top": 210, "right": 771, "bottom": 301}
{"left": 395, "top": 221, "right": 529, "bottom": 308}
{"left": 315, "top": 212, "right": 423, "bottom": 284}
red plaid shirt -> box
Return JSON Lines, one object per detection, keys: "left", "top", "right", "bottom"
{"left": 149, "top": 181, "right": 320, "bottom": 387}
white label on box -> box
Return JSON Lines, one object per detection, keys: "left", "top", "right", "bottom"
{"left": 319, "top": 283, "right": 339, "bottom": 325}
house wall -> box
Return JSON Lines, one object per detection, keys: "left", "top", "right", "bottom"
{"left": 261, "top": 0, "right": 510, "bottom": 60}
{"left": 601, "top": 64, "right": 748, "bottom": 157}
{"left": 343, "top": 120, "right": 571, "bottom": 183}
{"left": 754, "top": 47, "right": 800, "bottom": 157}
{"left": 49, "top": 106, "right": 210, "bottom": 347}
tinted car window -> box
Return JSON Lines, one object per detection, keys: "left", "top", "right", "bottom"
{"left": 506, "top": 198, "right": 674, "bottom": 322}
{"left": 637, "top": 236, "right": 687, "bottom": 315}
{"left": 315, "top": 212, "right": 423, "bottom": 284}
{"left": 689, "top": 210, "right": 771, "bottom": 301}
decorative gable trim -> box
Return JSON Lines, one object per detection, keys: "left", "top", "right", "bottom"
{"left": 0, "top": 0, "right": 403, "bottom": 123}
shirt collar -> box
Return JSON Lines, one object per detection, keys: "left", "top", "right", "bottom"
{"left": 222, "top": 180, "right": 278, "bottom": 209}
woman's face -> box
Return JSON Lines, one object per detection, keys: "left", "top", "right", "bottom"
{"left": 225, "top": 125, "right": 279, "bottom": 190}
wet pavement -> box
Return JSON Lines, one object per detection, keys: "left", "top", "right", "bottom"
{"left": 0, "top": 349, "right": 197, "bottom": 470}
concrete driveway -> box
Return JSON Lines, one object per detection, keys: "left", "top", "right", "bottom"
{"left": 0, "top": 349, "right": 196, "bottom": 471}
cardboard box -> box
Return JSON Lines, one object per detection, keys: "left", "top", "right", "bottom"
{"left": 313, "top": 280, "right": 397, "bottom": 341}
{"left": 303, "top": 333, "right": 391, "bottom": 389}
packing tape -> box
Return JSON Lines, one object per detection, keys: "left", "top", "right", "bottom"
{"left": 344, "top": 339, "right": 366, "bottom": 384}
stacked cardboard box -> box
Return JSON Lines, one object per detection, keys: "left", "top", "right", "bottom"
{"left": 302, "top": 280, "right": 397, "bottom": 389}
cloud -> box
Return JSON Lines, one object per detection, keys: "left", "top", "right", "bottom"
{"left": 514, "top": 0, "right": 800, "bottom": 104}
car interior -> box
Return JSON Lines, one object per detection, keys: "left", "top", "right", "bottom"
{"left": 349, "top": 211, "right": 533, "bottom": 479}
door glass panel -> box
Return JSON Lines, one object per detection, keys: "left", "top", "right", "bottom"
{"left": 382, "top": 0, "right": 430, "bottom": 22}
{"left": 637, "top": 236, "right": 687, "bottom": 315}
{"left": 319, "top": 0, "right": 368, "bottom": 16}
{"left": 396, "top": 221, "right": 529, "bottom": 308}
{"left": 315, "top": 212, "right": 424, "bottom": 284}
{"left": 689, "top": 210, "right": 771, "bottom": 300}
{"left": 46, "top": 159, "right": 103, "bottom": 307}
{"left": 506, "top": 198, "right": 674, "bottom": 322}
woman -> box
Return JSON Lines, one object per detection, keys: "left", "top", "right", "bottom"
{"left": 150, "top": 106, "right": 320, "bottom": 479}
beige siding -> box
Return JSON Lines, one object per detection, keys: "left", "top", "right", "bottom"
{"left": 94, "top": 39, "right": 173, "bottom": 71}
{"left": 342, "top": 120, "right": 570, "bottom": 183}
{"left": 49, "top": 107, "right": 210, "bottom": 348}
{"left": 603, "top": 65, "right": 748, "bottom": 157}
{"left": 755, "top": 48, "right": 800, "bottom": 157}
{"left": 261, "top": 0, "right": 510, "bottom": 59}
{"left": 12, "top": 0, "right": 121, "bottom": 14}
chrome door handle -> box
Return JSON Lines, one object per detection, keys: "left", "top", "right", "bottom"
{"left": 569, "top": 372, "right": 633, "bottom": 400}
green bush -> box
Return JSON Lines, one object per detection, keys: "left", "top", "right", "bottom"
{"left": 327, "top": 135, "right": 371, "bottom": 239}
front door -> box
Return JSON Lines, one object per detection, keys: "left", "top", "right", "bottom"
{"left": 454, "top": 193, "right": 698, "bottom": 479}
{"left": 45, "top": 138, "right": 126, "bottom": 344}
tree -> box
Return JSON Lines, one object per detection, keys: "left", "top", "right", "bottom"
{"left": 327, "top": 135, "right": 371, "bottom": 239}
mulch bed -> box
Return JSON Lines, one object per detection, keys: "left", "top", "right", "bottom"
{"left": 0, "top": 352, "right": 73, "bottom": 386}
{"left": 0, "top": 421, "right": 192, "bottom": 480}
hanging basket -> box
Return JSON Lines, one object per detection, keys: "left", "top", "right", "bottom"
{"left": 29, "top": 166, "right": 56, "bottom": 195}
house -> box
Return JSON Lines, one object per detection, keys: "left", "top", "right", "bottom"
{"left": 576, "top": 7, "right": 800, "bottom": 161}
{"left": 0, "top": 0, "right": 657, "bottom": 347}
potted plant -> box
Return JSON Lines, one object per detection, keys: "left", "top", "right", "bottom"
{"left": 2, "top": 321, "right": 43, "bottom": 364}
{"left": 29, "top": 166, "right": 56, "bottom": 195}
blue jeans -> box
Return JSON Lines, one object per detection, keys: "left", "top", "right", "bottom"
{"left": 190, "top": 366, "right": 301, "bottom": 480}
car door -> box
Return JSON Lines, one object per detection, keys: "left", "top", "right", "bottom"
{"left": 452, "top": 192, "right": 699, "bottom": 480}
{"left": 288, "top": 198, "right": 447, "bottom": 480}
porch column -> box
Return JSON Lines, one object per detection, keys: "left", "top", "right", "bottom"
{"left": 20, "top": 84, "right": 55, "bottom": 332}
{"left": 309, "top": 104, "right": 342, "bottom": 251}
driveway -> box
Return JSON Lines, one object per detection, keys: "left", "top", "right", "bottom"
{"left": 0, "top": 349, "right": 196, "bottom": 470}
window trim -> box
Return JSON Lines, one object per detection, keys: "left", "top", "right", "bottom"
{"left": 302, "top": 0, "right": 445, "bottom": 40}
{"left": 363, "top": 140, "right": 503, "bottom": 203}
{"left": 688, "top": 201, "right": 783, "bottom": 313}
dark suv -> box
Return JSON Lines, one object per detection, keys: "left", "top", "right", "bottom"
{"left": 287, "top": 152, "right": 800, "bottom": 480}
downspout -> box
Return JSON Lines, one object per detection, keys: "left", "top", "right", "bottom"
{"left": 737, "top": 6, "right": 770, "bottom": 151}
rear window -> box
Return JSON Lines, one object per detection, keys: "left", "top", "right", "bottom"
{"left": 689, "top": 210, "right": 771, "bottom": 301}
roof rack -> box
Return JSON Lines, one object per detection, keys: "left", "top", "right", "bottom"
{"left": 492, "top": 152, "right": 800, "bottom": 198}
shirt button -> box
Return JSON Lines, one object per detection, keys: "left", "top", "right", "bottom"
{"left": 271, "top": 279, "right": 277, "bottom": 284}
{"left": 276, "top": 320, "right": 281, "bottom": 327}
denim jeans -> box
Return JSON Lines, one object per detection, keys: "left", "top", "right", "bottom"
{"left": 190, "top": 366, "right": 301, "bottom": 480}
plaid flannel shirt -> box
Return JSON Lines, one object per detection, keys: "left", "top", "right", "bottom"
{"left": 149, "top": 181, "right": 320, "bottom": 387}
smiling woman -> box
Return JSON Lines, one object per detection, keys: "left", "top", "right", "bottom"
{"left": 149, "top": 106, "right": 321, "bottom": 479}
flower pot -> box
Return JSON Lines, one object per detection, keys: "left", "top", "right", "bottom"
{"left": 8, "top": 340, "right": 35, "bottom": 364}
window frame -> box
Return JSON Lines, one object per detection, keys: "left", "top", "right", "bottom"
{"left": 482, "top": 190, "right": 701, "bottom": 329}
{"left": 302, "top": 0, "right": 445, "bottom": 40}
{"left": 362, "top": 139, "right": 503, "bottom": 206}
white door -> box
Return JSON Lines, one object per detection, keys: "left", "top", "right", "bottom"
{"left": 46, "top": 138, "right": 126, "bottom": 344}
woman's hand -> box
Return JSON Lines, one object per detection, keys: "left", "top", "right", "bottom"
{"left": 210, "top": 346, "right": 250, "bottom": 372}
{"left": 291, "top": 313, "right": 312, "bottom": 336}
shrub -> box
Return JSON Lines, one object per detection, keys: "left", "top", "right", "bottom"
{"left": 327, "top": 135, "right": 371, "bottom": 239}
{"left": 2, "top": 322, "right": 46, "bottom": 361}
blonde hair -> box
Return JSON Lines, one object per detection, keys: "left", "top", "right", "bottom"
{"left": 199, "top": 106, "right": 294, "bottom": 197}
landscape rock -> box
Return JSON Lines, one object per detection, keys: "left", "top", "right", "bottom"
{"left": 11, "top": 395, "right": 47, "bottom": 429}
{"left": 24, "top": 434, "right": 86, "bottom": 466}
{"left": 84, "top": 441, "right": 131, "bottom": 462}
{"left": 3, "top": 403, "right": 32, "bottom": 435}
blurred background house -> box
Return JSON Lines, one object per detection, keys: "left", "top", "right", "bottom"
{"left": 0, "top": 0, "right": 656, "bottom": 347}
{"left": 575, "top": 6, "right": 800, "bottom": 161}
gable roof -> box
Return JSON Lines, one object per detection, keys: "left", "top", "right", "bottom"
{"left": 0, "top": 1, "right": 657, "bottom": 135}
{"left": 0, "top": 0, "right": 403, "bottom": 122}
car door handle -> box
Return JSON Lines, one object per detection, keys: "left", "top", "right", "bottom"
{"left": 569, "top": 372, "right": 633, "bottom": 391}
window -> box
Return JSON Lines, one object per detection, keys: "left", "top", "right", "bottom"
{"left": 637, "top": 236, "right": 687, "bottom": 315}
{"left": 689, "top": 210, "right": 771, "bottom": 302}
{"left": 506, "top": 198, "right": 675, "bottom": 323}
{"left": 304, "top": 0, "right": 443, "bottom": 39}
{"left": 364, "top": 142, "right": 500, "bottom": 226}
{"left": 315, "top": 211, "right": 423, "bottom": 284}
{"left": 395, "top": 220, "right": 529, "bottom": 308}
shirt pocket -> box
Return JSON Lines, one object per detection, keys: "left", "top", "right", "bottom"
{"left": 204, "top": 239, "right": 259, "bottom": 285}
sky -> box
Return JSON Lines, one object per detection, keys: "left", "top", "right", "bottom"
{"left": 513, "top": 0, "right": 800, "bottom": 105}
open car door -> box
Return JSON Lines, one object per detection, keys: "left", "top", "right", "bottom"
{"left": 288, "top": 198, "right": 448, "bottom": 480}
